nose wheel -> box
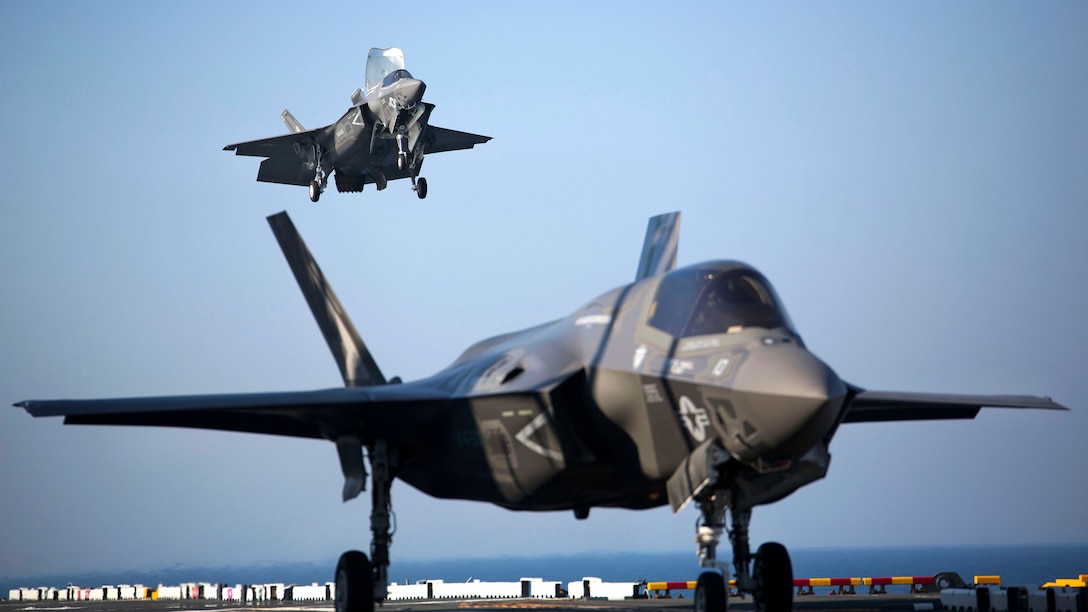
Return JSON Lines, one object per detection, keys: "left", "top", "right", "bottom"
{"left": 693, "top": 493, "right": 793, "bottom": 612}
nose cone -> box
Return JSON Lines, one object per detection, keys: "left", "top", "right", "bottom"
{"left": 720, "top": 342, "right": 845, "bottom": 461}
{"left": 392, "top": 79, "right": 426, "bottom": 108}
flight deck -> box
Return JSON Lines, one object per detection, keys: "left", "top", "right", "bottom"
{"left": 0, "top": 594, "right": 947, "bottom": 612}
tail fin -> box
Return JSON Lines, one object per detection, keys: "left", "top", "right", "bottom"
{"left": 281, "top": 109, "right": 306, "bottom": 134}
{"left": 635, "top": 211, "right": 681, "bottom": 281}
{"left": 267, "top": 212, "right": 387, "bottom": 387}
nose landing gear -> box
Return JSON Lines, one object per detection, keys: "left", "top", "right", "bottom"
{"left": 693, "top": 492, "right": 793, "bottom": 612}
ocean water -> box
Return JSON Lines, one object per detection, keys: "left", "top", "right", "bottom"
{"left": 4, "top": 544, "right": 1085, "bottom": 598}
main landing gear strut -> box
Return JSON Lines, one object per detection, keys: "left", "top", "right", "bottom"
{"left": 334, "top": 440, "right": 395, "bottom": 612}
{"left": 693, "top": 491, "right": 793, "bottom": 612}
{"left": 309, "top": 144, "right": 327, "bottom": 203}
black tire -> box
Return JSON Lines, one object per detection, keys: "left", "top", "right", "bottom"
{"left": 695, "top": 571, "right": 727, "bottom": 612}
{"left": 753, "top": 542, "right": 792, "bottom": 612}
{"left": 334, "top": 550, "right": 373, "bottom": 612}
{"left": 309, "top": 180, "right": 321, "bottom": 203}
{"left": 416, "top": 177, "right": 428, "bottom": 199}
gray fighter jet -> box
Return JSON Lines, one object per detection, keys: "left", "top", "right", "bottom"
{"left": 17, "top": 212, "right": 1066, "bottom": 612}
{"left": 224, "top": 48, "right": 490, "bottom": 202}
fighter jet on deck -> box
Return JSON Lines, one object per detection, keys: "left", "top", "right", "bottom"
{"left": 18, "top": 212, "right": 1066, "bottom": 612}
{"left": 224, "top": 47, "right": 490, "bottom": 202}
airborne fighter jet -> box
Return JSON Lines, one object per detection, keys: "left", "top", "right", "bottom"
{"left": 17, "top": 212, "right": 1066, "bottom": 612}
{"left": 224, "top": 47, "right": 490, "bottom": 202}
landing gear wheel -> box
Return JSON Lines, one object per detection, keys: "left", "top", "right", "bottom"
{"left": 335, "top": 550, "right": 374, "bottom": 612}
{"left": 752, "top": 542, "right": 792, "bottom": 612}
{"left": 415, "top": 177, "right": 428, "bottom": 199}
{"left": 695, "top": 572, "right": 727, "bottom": 612}
{"left": 373, "top": 170, "right": 388, "bottom": 191}
{"left": 309, "top": 180, "right": 321, "bottom": 203}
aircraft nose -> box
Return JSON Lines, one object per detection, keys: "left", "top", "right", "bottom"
{"left": 720, "top": 341, "right": 845, "bottom": 461}
{"left": 395, "top": 79, "right": 426, "bottom": 107}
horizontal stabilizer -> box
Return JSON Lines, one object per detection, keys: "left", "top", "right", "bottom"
{"left": 268, "top": 212, "right": 386, "bottom": 387}
{"left": 843, "top": 389, "right": 1067, "bottom": 423}
{"left": 426, "top": 124, "right": 492, "bottom": 153}
{"left": 635, "top": 212, "right": 681, "bottom": 281}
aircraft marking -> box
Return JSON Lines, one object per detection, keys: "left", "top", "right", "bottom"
{"left": 668, "top": 359, "right": 695, "bottom": 376}
{"left": 712, "top": 358, "right": 731, "bottom": 377}
{"left": 575, "top": 314, "right": 611, "bottom": 327}
{"left": 515, "top": 413, "right": 563, "bottom": 462}
{"left": 680, "top": 337, "right": 723, "bottom": 351}
{"left": 678, "top": 396, "right": 710, "bottom": 442}
{"left": 642, "top": 383, "right": 664, "bottom": 404}
{"left": 633, "top": 345, "right": 648, "bottom": 369}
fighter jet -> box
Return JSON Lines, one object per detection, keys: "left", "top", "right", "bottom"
{"left": 223, "top": 47, "right": 491, "bottom": 202}
{"left": 17, "top": 212, "right": 1066, "bottom": 612}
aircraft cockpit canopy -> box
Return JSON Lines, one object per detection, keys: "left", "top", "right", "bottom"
{"left": 365, "top": 47, "right": 407, "bottom": 93}
{"left": 381, "top": 69, "right": 414, "bottom": 88}
{"left": 648, "top": 262, "right": 796, "bottom": 338}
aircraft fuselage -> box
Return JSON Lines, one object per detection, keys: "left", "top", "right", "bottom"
{"left": 377, "top": 260, "right": 846, "bottom": 515}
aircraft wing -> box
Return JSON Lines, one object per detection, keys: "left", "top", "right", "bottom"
{"left": 842, "top": 389, "right": 1067, "bottom": 423}
{"left": 425, "top": 126, "right": 492, "bottom": 153}
{"left": 223, "top": 128, "right": 327, "bottom": 186}
{"left": 15, "top": 385, "right": 457, "bottom": 440}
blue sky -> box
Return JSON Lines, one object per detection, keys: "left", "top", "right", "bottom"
{"left": 2, "top": 1, "right": 1086, "bottom": 581}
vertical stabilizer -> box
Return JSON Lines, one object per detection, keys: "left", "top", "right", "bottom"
{"left": 635, "top": 212, "right": 681, "bottom": 281}
{"left": 281, "top": 109, "right": 306, "bottom": 134}
{"left": 267, "top": 212, "right": 387, "bottom": 387}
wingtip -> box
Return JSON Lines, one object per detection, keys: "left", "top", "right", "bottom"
{"left": 1045, "top": 396, "right": 1071, "bottom": 411}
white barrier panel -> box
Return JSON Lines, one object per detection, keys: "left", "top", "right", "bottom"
{"left": 19, "top": 588, "right": 39, "bottom": 601}
{"left": 387, "top": 582, "right": 429, "bottom": 601}
{"left": 566, "top": 577, "right": 639, "bottom": 601}
{"left": 289, "top": 583, "right": 329, "bottom": 601}
{"left": 522, "top": 577, "right": 562, "bottom": 598}
{"left": 220, "top": 585, "right": 244, "bottom": 601}
{"left": 127, "top": 585, "right": 148, "bottom": 600}
{"left": 157, "top": 585, "right": 182, "bottom": 600}
{"left": 263, "top": 583, "right": 286, "bottom": 601}
{"left": 429, "top": 579, "right": 521, "bottom": 599}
